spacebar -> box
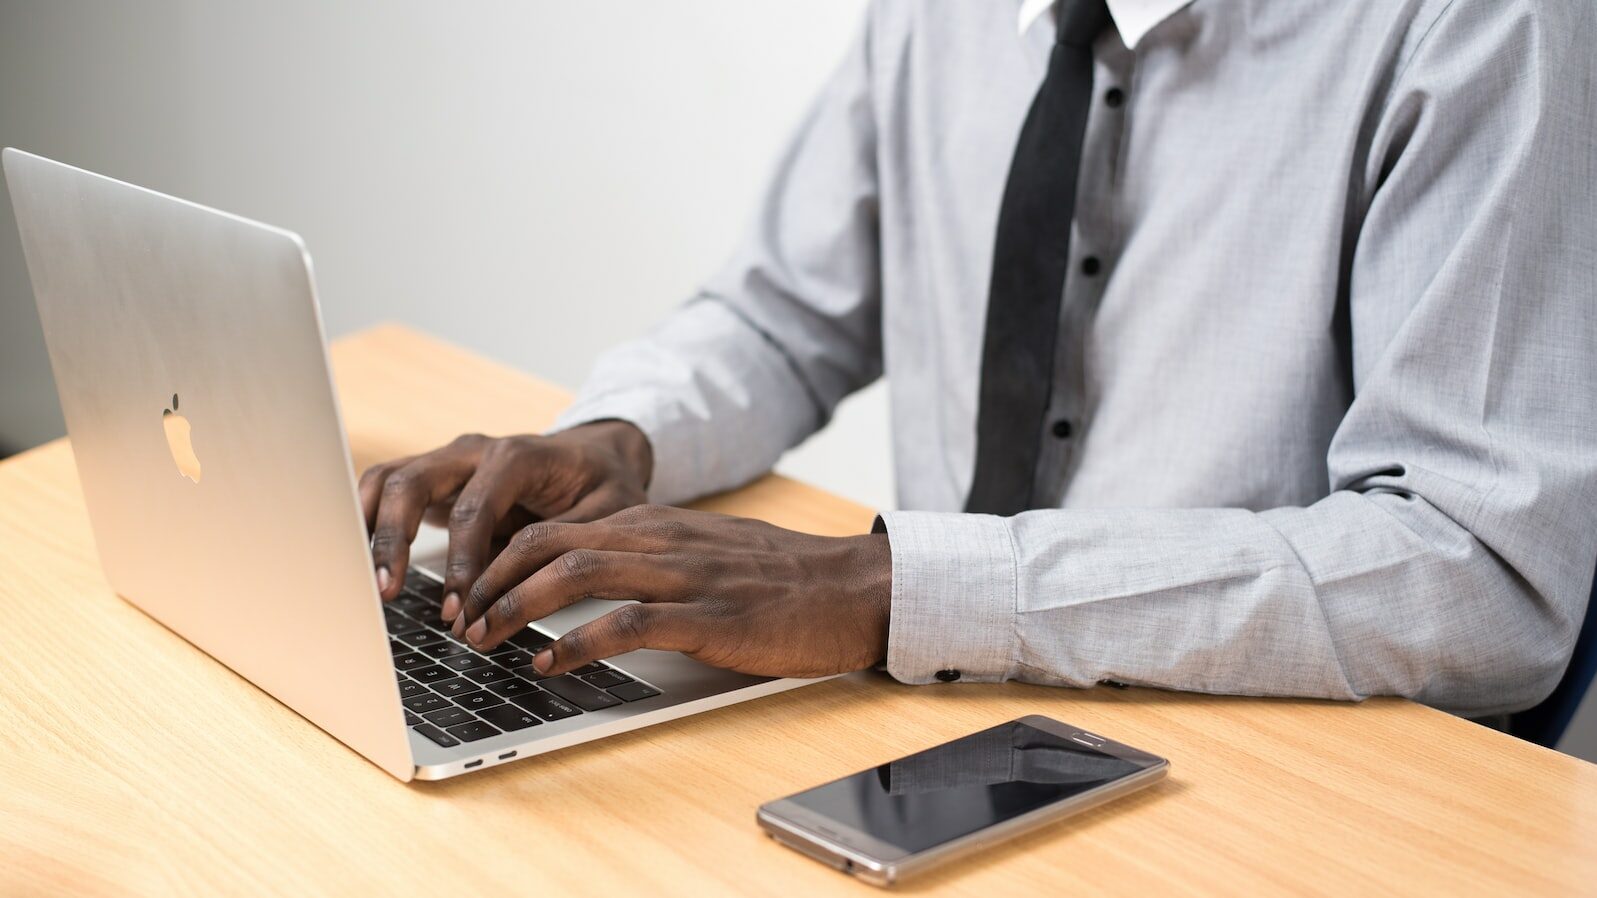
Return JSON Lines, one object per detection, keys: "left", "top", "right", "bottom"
{"left": 539, "top": 675, "right": 622, "bottom": 711}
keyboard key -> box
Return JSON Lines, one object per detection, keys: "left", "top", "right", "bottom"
{"left": 609, "top": 681, "right": 661, "bottom": 702}
{"left": 399, "top": 629, "right": 447, "bottom": 647}
{"left": 389, "top": 640, "right": 406, "bottom": 656}
{"left": 478, "top": 705, "right": 541, "bottom": 732}
{"left": 403, "top": 694, "right": 450, "bottom": 714}
{"left": 445, "top": 721, "right": 500, "bottom": 742}
{"left": 399, "top": 680, "right": 428, "bottom": 699}
{"left": 508, "top": 628, "right": 554, "bottom": 651}
{"left": 409, "top": 665, "right": 453, "bottom": 684}
{"left": 582, "top": 669, "right": 633, "bottom": 689}
{"left": 390, "top": 593, "right": 434, "bottom": 617}
{"left": 464, "top": 666, "right": 513, "bottom": 685}
{"left": 512, "top": 691, "right": 582, "bottom": 721}
{"left": 540, "top": 675, "right": 622, "bottom": 711}
{"left": 393, "top": 652, "right": 428, "bottom": 672}
{"left": 404, "top": 710, "right": 422, "bottom": 725}
{"left": 568, "top": 663, "right": 608, "bottom": 676}
{"left": 423, "top": 707, "right": 474, "bottom": 728}
{"left": 486, "top": 678, "right": 539, "bottom": 698}
{"left": 410, "top": 609, "right": 446, "bottom": 630}
{"left": 412, "top": 722, "right": 459, "bottom": 747}
{"left": 455, "top": 691, "right": 505, "bottom": 712}
{"left": 443, "top": 680, "right": 479, "bottom": 703}
{"left": 441, "top": 654, "right": 492, "bottom": 672}
{"left": 403, "top": 594, "right": 442, "bottom": 616}
{"left": 486, "top": 649, "right": 537, "bottom": 668}
{"left": 421, "top": 642, "right": 471, "bottom": 659}
{"left": 508, "top": 665, "right": 555, "bottom": 682}
{"left": 384, "top": 610, "right": 424, "bottom": 635}
{"left": 406, "top": 574, "right": 446, "bottom": 603}
{"left": 430, "top": 677, "right": 476, "bottom": 697}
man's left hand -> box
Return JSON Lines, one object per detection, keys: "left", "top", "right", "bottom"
{"left": 448, "top": 505, "right": 893, "bottom": 679}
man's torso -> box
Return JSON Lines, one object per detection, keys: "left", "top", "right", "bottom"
{"left": 869, "top": 0, "right": 1453, "bottom": 512}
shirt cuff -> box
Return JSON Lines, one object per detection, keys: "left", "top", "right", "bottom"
{"left": 876, "top": 510, "right": 1020, "bottom": 684}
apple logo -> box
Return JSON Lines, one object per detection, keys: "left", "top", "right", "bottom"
{"left": 162, "top": 393, "right": 202, "bottom": 484}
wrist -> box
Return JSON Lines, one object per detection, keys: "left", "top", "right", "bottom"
{"left": 571, "top": 419, "right": 654, "bottom": 487}
{"left": 847, "top": 532, "right": 894, "bottom": 666}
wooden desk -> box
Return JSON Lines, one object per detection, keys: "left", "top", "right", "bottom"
{"left": 2, "top": 324, "right": 1594, "bottom": 896}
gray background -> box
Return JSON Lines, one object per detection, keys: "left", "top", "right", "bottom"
{"left": 1, "top": 0, "right": 1590, "bottom": 762}
{"left": 0, "top": 0, "right": 892, "bottom": 506}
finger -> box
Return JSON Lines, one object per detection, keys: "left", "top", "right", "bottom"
{"left": 462, "top": 549, "right": 692, "bottom": 649}
{"left": 370, "top": 454, "right": 475, "bottom": 599}
{"left": 458, "top": 504, "right": 693, "bottom": 630}
{"left": 441, "top": 459, "right": 524, "bottom": 622}
{"left": 533, "top": 603, "right": 701, "bottom": 675}
{"left": 358, "top": 458, "right": 411, "bottom": 534}
{"left": 461, "top": 521, "right": 638, "bottom": 626}
{"left": 493, "top": 507, "right": 537, "bottom": 538}
{"left": 542, "top": 484, "right": 640, "bottom": 524}
{"left": 421, "top": 501, "right": 459, "bottom": 529}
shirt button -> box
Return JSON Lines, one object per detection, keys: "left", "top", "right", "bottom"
{"left": 1081, "top": 256, "right": 1102, "bottom": 276}
{"left": 1105, "top": 87, "right": 1125, "bottom": 108}
{"left": 934, "top": 669, "right": 961, "bottom": 682}
{"left": 1051, "top": 419, "right": 1073, "bottom": 439}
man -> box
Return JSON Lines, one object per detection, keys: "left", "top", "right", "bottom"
{"left": 360, "top": 0, "right": 1597, "bottom": 718}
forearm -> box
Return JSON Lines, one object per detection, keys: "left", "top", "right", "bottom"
{"left": 554, "top": 298, "right": 828, "bottom": 505}
{"left": 879, "top": 487, "right": 1590, "bottom": 717}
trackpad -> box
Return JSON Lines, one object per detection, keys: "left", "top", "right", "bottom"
{"left": 409, "top": 524, "right": 449, "bottom": 567}
{"left": 536, "top": 596, "right": 628, "bottom": 637}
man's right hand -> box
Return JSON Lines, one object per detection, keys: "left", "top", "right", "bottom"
{"left": 358, "top": 420, "right": 652, "bottom": 622}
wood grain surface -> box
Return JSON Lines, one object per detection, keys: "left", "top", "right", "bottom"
{"left": 1, "top": 324, "right": 1592, "bottom": 896}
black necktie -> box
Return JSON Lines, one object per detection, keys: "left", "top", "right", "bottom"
{"left": 965, "top": 0, "right": 1111, "bottom": 515}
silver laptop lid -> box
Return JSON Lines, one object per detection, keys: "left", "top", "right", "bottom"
{"left": 3, "top": 149, "right": 413, "bottom": 780}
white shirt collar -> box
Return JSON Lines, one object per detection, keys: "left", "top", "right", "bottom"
{"left": 1018, "top": 0, "right": 1194, "bottom": 48}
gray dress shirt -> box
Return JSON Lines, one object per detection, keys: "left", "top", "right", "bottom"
{"left": 554, "top": 0, "right": 1597, "bottom": 716}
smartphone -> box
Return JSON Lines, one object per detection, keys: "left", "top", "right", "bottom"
{"left": 757, "top": 715, "right": 1169, "bottom": 886}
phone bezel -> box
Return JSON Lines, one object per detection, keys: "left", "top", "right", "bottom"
{"left": 756, "top": 715, "right": 1170, "bottom": 885}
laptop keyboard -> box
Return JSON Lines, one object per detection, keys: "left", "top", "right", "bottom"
{"left": 387, "top": 568, "right": 662, "bottom": 748}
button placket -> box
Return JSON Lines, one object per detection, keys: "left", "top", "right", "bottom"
{"left": 1032, "top": 43, "right": 1133, "bottom": 507}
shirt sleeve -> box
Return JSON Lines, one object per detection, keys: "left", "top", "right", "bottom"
{"left": 552, "top": 10, "right": 882, "bottom": 506}
{"left": 881, "top": 1, "right": 1597, "bottom": 717}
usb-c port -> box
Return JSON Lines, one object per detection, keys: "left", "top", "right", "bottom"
{"left": 464, "top": 759, "right": 483, "bottom": 769}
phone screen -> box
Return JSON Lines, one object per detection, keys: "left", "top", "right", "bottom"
{"left": 783, "top": 719, "right": 1147, "bottom": 854}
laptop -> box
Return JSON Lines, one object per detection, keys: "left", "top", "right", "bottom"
{"left": 2, "top": 148, "right": 827, "bottom": 781}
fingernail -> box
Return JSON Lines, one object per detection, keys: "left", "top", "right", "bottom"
{"left": 451, "top": 615, "right": 466, "bottom": 638}
{"left": 441, "top": 592, "right": 460, "bottom": 621}
{"left": 533, "top": 649, "right": 554, "bottom": 673}
{"left": 464, "top": 618, "right": 487, "bottom": 647}
{"left": 376, "top": 566, "right": 391, "bottom": 594}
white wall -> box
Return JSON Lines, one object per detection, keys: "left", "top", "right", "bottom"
{"left": 0, "top": 0, "right": 893, "bottom": 508}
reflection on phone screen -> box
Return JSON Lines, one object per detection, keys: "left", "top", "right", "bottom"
{"left": 787, "top": 720, "right": 1144, "bottom": 853}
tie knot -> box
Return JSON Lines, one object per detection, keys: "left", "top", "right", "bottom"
{"left": 1056, "top": 0, "right": 1111, "bottom": 48}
